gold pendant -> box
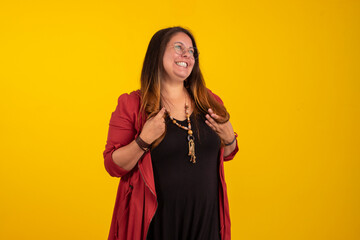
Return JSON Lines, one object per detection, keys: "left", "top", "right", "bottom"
{"left": 188, "top": 138, "right": 196, "bottom": 163}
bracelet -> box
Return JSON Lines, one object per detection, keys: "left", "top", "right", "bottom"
{"left": 224, "top": 132, "right": 238, "bottom": 146}
{"left": 135, "top": 135, "right": 151, "bottom": 151}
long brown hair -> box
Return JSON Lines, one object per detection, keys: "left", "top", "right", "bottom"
{"left": 140, "top": 26, "right": 230, "bottom": 147}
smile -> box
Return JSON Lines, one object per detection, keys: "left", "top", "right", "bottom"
{"left": 176, "top": 61, "right": 188, "bottom": 67}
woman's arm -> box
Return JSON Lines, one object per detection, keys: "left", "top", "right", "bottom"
{"left": 111, "top": 108, "right": 166, "bottom": 171}
{"left": 223, "top": 133, "right": 237, "bottom": 157}
{"left": 205, "top": 108, "right": 238, "bottom": 158}
{"left": 103, "top": 92, "right": 165, "bottom": 177}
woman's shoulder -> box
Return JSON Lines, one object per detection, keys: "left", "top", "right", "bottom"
{"left": 117, "top": 89, "right": 141, "bottom": 105}
{"left": 114, "top": 90, "right": 142, "bottom": 117}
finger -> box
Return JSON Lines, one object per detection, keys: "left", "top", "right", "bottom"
{"left": 210, "top": 112, "right": 220, "bottom": 120}
{"left": 206, "top": 114, "right": 218, "bottom": 126}
{"left": 205, "top": 120, "right": 217, "bottom": 131}
{"left": 155, "top": 107, "right": 166, "bottom": 119}
{"left": 208, "top": 108, "right": 216, "bottom": 117}
{"left": 208, "top": 108, "right": 223, "bottom": 121}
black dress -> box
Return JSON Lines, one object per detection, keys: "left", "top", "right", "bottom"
{"left": 147, "top": 113, "right": 221, "bottom": 240}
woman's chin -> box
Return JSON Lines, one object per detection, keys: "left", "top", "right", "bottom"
{"left": 174, "top": 72, "right": 191, "bottom": 81}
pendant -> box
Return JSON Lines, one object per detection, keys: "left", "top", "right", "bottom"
{"left": 188, "top": 135, "right": 196, "bottom": 163}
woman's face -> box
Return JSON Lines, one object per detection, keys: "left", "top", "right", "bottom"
{"left": 162, "top": 32, "right": 195, "bottom": 83}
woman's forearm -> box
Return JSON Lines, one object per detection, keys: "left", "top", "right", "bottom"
{"left": 111, "top": 140, "right": 146, "bottom": 171}
{"left": 111, "top": 108, "right": 166, "bottom": 172}
{"left": 223, "top": 139, "right": 237, "bottom": 157}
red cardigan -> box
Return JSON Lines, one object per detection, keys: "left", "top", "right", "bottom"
{"left": 103, "top": 89, "right": 238, "bottom": 240}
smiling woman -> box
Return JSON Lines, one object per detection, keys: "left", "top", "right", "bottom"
{"left": 162, "top": 34, "right": 197, "bottom": 82}
{"left": 103, "top": 26, "right": 239, "bottom": 240}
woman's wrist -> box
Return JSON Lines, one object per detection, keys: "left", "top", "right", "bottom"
{"left": 224, "top": 132, "right": 238, "bottom": 146}
{"left": 135, "top": 135, "right": 151, "bottom": 151}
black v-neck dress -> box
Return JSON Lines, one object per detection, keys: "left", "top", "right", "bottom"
{"left": 147, "top": 113, "right": 221, "bottom": 240}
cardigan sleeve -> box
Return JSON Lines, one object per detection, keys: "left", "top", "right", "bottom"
{"left": 103, "top": 92, "right": 139, "bottom": 177}
{"left": 207, "top": 89, "right": 239, "bottom": 161}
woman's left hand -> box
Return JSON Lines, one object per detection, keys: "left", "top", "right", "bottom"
{"left": 205, "top": 108, "right": 235, "bottom": 145}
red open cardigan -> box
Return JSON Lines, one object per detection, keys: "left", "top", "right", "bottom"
{"left": 103, "top": 89, "right": 238, "bottom": 240}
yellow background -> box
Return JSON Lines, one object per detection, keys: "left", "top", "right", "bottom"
{"left": 1, "top": 0, "right": 359, "bottom": 239}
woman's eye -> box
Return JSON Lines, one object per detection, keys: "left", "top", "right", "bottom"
{"left": 189, "top": 49, "right": 194, "bottom": 55}
{"left": 174, "top": 45, "right": 182, "bottom": 50}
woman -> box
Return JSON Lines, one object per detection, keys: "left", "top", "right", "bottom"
{"left": 103, "top": 26, "right": 238, "bottom": 240}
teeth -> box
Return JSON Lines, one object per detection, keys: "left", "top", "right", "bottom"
{"left": 176, "top": 62, "right": 187, "bottom": 67}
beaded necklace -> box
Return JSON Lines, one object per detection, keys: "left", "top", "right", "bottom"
{"left": 168, "top": 101, "right": 196, "bottom": 163}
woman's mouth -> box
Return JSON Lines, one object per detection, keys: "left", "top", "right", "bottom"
{"left": 175, "top": 61, "right": 188, "bottom": 67}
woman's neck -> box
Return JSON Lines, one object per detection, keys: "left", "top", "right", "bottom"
{"left": 160, "top": 81, "right": 186, "bottom": 101}
{"left": 160, "top": 81, "right": 192, "bottom": 119}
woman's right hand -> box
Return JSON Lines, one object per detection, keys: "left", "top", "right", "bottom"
{"left": 139, "top": 107, "right": 166, "bottom": 144}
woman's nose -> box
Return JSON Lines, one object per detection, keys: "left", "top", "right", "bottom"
{"left": 181, "top": 49, "right": 194, "bottom": 59}
{"left": 181, "top": 50, "right": 190, "bottom": 57}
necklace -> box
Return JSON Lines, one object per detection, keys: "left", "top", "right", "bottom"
{"left": 168, "top": 101, "right": 196, "bottom": 163}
